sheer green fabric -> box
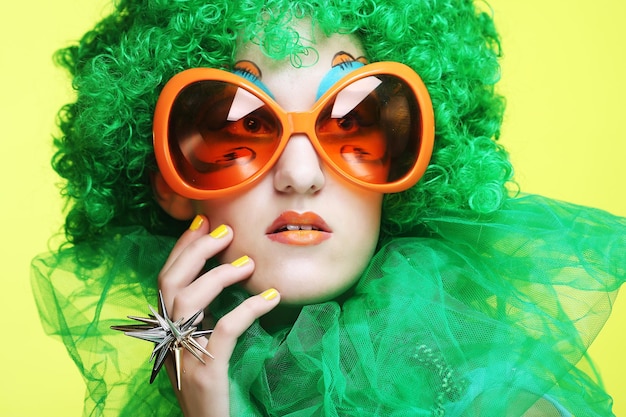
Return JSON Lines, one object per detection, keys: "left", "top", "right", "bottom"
{"left": 32, "top": 195, "right": 625, "bottom": 416}
{"left": 31, "top": 228, "right": 180, "bottom": 416}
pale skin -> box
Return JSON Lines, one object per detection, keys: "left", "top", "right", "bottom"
{"left": 151, "top": 22, "right": 560, "bottom": 417}
{"left": 153, "top": 27, "right": 384, "bottom": 416}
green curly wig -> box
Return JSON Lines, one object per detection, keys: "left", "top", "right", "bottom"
{"left": 52, "top": 0, "right": 510, "bottom": 246}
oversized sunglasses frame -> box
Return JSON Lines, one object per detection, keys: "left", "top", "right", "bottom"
{"left": 153, "top": 61, "right": 435, "bottom": 199}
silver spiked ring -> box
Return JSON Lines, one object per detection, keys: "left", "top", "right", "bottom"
{"left": 111, "top": 291, "right": 213, "bottom": 390}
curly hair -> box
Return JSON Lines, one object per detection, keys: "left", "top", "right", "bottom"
{"left": 52, "top": 0, "right": 510, "bottom": 246}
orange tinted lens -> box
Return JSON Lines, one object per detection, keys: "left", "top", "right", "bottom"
{"left": 315, "top": 74, "right": 420, "bottom": 185}
{"left": 168, "top": 80, "right": 282, "bottom": 190}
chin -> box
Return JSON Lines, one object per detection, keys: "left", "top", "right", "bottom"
{"left": 276, "top": 292, "right": 340, "bottom": 306}
{"left": 244, "top": 275, "right": 358, "bottom": 306}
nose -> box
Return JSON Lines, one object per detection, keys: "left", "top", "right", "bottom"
{"left": 273, "top": 134, "right": 325, "bottom": 194}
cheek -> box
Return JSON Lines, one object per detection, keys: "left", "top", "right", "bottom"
{"left": 193, "top": 193, "right": 270, "bottom": 263}
{"left": 193, "top": 196, "right": 247, "bottom": 228}
{"left": 342, "top": 191, "right": 384, "bottom": 237}
{"left": 348, "top": 202, "right": 381, "bottom": 267}
{"left": 330, "top": 191, "right": 383, "bottom": 274}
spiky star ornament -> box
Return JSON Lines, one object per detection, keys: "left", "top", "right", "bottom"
{"left": 111, "top": 291, "right": 213, "bottom": 390}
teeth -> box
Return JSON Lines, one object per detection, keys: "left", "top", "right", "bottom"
{"left": 280, "top": 224, "right": 318, "bottom": 232}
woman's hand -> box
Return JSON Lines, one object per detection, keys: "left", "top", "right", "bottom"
{"left": 158, "top": 215, "right": 280, "bottom": 417}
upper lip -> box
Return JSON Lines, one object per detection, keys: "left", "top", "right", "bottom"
{"left": 266, "top": 211, "right": 332, "bottom": 234}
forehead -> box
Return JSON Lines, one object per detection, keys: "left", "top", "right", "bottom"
{"left": 234, "top": 28, "right": 365, "bottom": 111}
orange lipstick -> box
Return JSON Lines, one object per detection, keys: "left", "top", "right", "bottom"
{"left": 266, "top": 211, "right": 332, "bottom": 246}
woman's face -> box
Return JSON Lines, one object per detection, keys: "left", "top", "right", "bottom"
{"left": 194, "top": 29, "right": 383, "bottom": 305}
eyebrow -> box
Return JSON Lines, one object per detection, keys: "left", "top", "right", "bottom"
{"left": 232, "top": 52, "right": 368, "bottom": 103}
{"left": 331, "top": 51, "right": 368, "bottom": 68}
{"left": 232, "top": 60, "right": 274, "bottom": 97}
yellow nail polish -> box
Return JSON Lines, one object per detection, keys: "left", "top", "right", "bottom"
{"left": 209, "top": 224, "right": 228, "bottom": 239}
{"left": 231, "top": 255, "right": 250, "bottom": 267}
{"left": 261, "top": 288, "right": 279, "bottom": 301}
{"left": 189, "top": 215, "right": 204, "bottom": 231}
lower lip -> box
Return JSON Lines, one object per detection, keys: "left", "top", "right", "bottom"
{"left": 267, "top": 230, "right": 331, "bottom": 246}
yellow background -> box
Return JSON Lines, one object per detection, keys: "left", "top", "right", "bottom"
{"left": 1, "top": 1, "right": 624, "bottom": 415}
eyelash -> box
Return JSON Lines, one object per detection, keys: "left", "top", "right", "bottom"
{"left": 337, "top": 61, "right": 354, "bottom": 71}
{"left": 234, "top": 67, "right": 260, "bottom": 82}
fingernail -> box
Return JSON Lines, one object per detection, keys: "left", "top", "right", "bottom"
{"left": 261, "top": 288, "right": 279, "bottom": 301}
{"left": 189, "top": 215, "right": 204, "bottom": 231}
{"left": 231, "top": 255, "right": 250, "bottom": 267}
{"left": 209, "top": 224, "right": 228, "bottom": 239}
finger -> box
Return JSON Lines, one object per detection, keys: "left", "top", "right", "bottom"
{"left": 170, "top": 257, "right": 256, "bottom": 322}
{"left": 160, "top": 225, "right": 233, "bottom": 290}
{"left": 160, "top": 216, "right": 232, "bottom": 279}
{"left": 163, "top": 289, "right": 280, "bottom": 395}
{"left": 160, "top": 214, "right": 211, "bottom": 275}
{"left": 159, "top": 224, "right": 234, "bottom": 306}
{"left": 208, "top": 288, "right": 281, "bottom": 361}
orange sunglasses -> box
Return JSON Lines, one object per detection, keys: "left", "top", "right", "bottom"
{"left": 153, "top": 61, "right": 434, "bottom": 199}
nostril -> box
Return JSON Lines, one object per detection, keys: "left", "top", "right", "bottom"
{"left": 273, "top": 136, "right": 325, "bottom": 194}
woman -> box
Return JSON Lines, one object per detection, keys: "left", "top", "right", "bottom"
{"left": 32, "top": 0, "right": 625, "bottom": 415}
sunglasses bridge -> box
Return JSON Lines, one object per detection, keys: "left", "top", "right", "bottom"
{"left": 284, "top": 111, "right": 315, "bottom": 136}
